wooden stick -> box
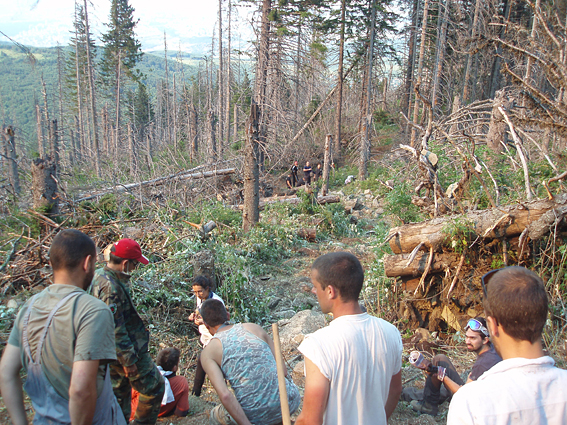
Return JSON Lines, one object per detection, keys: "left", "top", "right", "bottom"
{"left": 271, "top": 323, "right": 291, "bottom": 425}
{"left": 447, "top": 253, "right": 466, "bottom": 299}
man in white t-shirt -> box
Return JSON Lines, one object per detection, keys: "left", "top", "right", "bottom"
{"left": 296, "top": 252, "right": 403, "bottom": 425}
{"left": 448, "top": 266, "right": 567, "bottom": 424}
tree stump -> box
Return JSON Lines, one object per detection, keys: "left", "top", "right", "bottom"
{"left": 31, "top": 156, "right": 58, "bottom": 216}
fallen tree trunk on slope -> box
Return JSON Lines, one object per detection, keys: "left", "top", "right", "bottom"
{"left": 77, "top": 168, "right": 236, "bottom": 202}
{"left": 387, "top": 193, "right": 567, "bottom": 255}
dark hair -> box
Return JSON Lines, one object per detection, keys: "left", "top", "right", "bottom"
{"left": 484, "top": 266, "right": 548, "bottom": 343}
{"left": 193, "top": 275, "right": 212, "bottom": 290}
{"left": 157, "top": 347, "right": 180, "bottom": 371}
{"left": 311, "top": 252, "right": 364, "bottom": 302}
{"left": 200, "top": 299, "right": 228, "bottom": 327}
{"left": 49, "top": 229, "right": 96, "bottom": 271}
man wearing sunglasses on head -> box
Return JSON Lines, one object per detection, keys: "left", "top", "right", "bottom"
{"left": 448, "top": 266, "right": 567, "bottom": 424}
{"left": 411, "top": 316, "right": 501, "bottom": 416}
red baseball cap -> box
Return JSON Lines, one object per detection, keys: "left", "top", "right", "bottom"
{"left": 113, "top": 239, "right": 149, "bottom": 265}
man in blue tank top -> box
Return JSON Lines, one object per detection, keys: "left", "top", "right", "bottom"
{"left": 200, "top": 299, "right": 300, "bottom": 425}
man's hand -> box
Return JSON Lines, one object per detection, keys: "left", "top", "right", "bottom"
{"left": 124, "top": 363, "right": 138, "bottom": 377}
{"left": 0, "top": 344, "right": 27, "bottom": 425}
{"left": 69, "top": 360, "right": 100, "bottom": 425}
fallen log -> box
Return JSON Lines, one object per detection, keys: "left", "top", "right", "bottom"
{"left": 388, "top": 193, "right": 567, "bottom": 254}
{"left": 77, "top": 168, "right": 236, "bottom": 202}
{"left": 384, "top": 252, "right": 462, "bottom": 278}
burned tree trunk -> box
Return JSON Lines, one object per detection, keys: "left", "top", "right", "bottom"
{"left": 242, "top": 102, "right": 260, "bottom": 232}
{"left": 31, "top": 157, "right": 58, "bottom": 216}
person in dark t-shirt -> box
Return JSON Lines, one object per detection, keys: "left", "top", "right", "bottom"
{"left": 291, "top": 161, "right": 299, "bottom": 187}
{"left": 303, "top": 161, "right": 313, "bottom": 185}
{"left": 410, "top": 317, "right": 502, "bottom": 416}
{"left": 286, "top": 174, "right": 293, "bottom": 189}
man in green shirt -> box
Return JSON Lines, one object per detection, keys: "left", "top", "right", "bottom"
{"left": 0, "top": 229, "right": 123, "bottom": 425}
{"left": 89, "top": 238, "right": 164, "bottom": 425}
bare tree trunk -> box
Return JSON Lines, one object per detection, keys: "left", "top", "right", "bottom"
{"left": 411, "top": 0, "right": 430, "bottom": 147}
{"left": 232, "top": 103, "right": 238, "bottom": 145}
{"left": 359, "top": 0, "right": 377, "bottom": 181}
{"left": 321, "top": 134, "right": 332, "bottom": 196}
{"left": 50, "top": 120, "right": 59, "bottom": 178}
{"left": 164, "top": 32, "right": 171, "bottom": 146}
{"left": 31, "top": 157, "right": 58, "bottom": 216}
{"left": 115, "top": 50, "right": 122, "bottom": 154}
{"left": 56, "top": 44, "right": 65, "bottom": 168}
{"left": 128, "top": 123, "right": 136, "bottom": 177}
{"left": 334, "top": 0, "right": 346, "bottom": 164}
{"left": 190, "top": 103, "right": 199, "bottom": 159}
{"left": 225, "top": 0, "right": 232, "bottom": 149}
{"left": 431, "top": 0, "right": 449, "bottom": 110}
{"left": 462, "top": 0, "right": 481, "bottom": 103}
{"left": 218, "top": 0, "right": 224, "bottom": 159}
{"left": 243, "top": 0, "right": 270, "bottom": 231}
{"left": 3, "top": 127, "right": 20, "bottom": 194}
{"left": 488, "top": 0, "right": 511, "bottom": 99}
{"left": 173, "top": 74, "right": 178, "bottom": 150}
{"left": 243, "top": 101, "right": 260, "bottom": 232}
{"left": 208, "top": 109, "right": 217, "bottom": 161}
{"left": 41, "top": 76, "right": 52, "bottom": 151}
{"left": 36, "top": 103, "right": 45, "bottom": 157}
{"left": 74, "top": 7, "right": 85, "bottom": 159}
{"left": 402, "top": 0, "right": 420, "bottom": 122}
{"left": 83, "top": 0, "right": 101, "bottom": 177}
{"left": 255, "top": 0, "right": 271, "bottom": 172}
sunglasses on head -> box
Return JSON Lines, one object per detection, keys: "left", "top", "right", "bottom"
{"left": 481, "top": 268, "right": 503, "bottom": 297}
{"left": 465, "top": 318, "right": 489, "bottom": 337}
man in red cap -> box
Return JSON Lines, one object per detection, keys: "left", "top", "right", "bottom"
{"left": 89, "top": 239, "right": 165, "bottom": 425}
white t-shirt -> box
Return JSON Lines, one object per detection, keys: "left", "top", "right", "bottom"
{"left": 197, "top": 292, "right": 224, "bottom": 346}
{"left": 448, "top": 356, "right": 567, "bottom": 425}
{"left": 298, "top": 313, "right": 403, "bottom": 425}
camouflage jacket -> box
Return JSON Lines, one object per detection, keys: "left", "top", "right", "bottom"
{"left": 88, "top": 266, "right": 149, "bottom": 367}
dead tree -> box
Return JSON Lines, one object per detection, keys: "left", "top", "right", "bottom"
{"left": 31, "top": 157, "right": 58, "bottom": 216}
{"left": 321, "top": 134, "right": 332, "bottom": 196}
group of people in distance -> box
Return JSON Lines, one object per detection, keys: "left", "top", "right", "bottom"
{"left": 1, "top": 228, "right": 567, "bottom": 425}
{"left": 287, "top": 160, "right": 323, "bottom": 189}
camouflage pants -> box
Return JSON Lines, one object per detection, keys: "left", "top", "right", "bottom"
{"left": 110, "top": 351, "right": 165, "bottom": 425}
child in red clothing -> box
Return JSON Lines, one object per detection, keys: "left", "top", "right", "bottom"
{"left": 131, "top": 347, "right": 189, "bottom": 419}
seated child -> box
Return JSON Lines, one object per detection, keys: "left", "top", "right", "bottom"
{"left": 131, "top": 347, "right": 189, "bottom": 419}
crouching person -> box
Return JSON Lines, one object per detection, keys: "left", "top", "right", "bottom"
{"left": 200, "top": 299, "right": 300, "bottom": 425}
{"left": 131, "top": 347, "right": 190, "bottom": 419}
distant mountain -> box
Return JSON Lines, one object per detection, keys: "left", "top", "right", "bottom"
{"left": 0, "top": 41, "right": 200, "bottom": 148}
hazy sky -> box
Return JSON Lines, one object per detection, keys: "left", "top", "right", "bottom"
{"left": 0, "top": 0, "right": 254, "bottom": 51}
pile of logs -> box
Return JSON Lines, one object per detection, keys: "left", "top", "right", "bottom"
{"left": 383, "top": 193, "right": 567, "bottom": 332}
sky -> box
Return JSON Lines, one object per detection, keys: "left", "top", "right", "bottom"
{"left": 0, "top": 0, "right": 255, "bottom": 53}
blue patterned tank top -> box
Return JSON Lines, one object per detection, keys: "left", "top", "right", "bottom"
{"left": 214, "top": 324, "right": 300, "bottom": 425}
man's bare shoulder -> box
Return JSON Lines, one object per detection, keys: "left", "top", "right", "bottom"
{"left": 241, "top": 323, "right": 268, "bottom": 341}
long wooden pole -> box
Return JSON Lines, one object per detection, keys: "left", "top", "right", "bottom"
{"left": 271, "top": 323, "right": 291, "bottom": 425}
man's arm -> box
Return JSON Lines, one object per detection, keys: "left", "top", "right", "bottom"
{"left": 385, "top": 370, "right": 402, "bottom": 419}
{"left": 295, "top": 357, "right": 330, "bottom": 425}
{"left": 0, "top": 344, "right": 27, "bottom": 425}
{"left": 68, "top": 360, "right": 99, "bottom": 425}
{"left": 201, "top": 342, "right": 252, "bottom": 425}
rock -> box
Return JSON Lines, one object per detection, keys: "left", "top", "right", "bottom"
{"left": 268, "top": 297, "right": 282, "bottom": 310}
{"left": 274, "top": 310, "right": 296, "bottom": 320}
{"left": 122, "top": 226, "right": 144, "bottom": 240}
{"left": 192, "top": 250, "right": 216, "bottom": 289}
{"left": 278, "top": 309, "right": 326, "bottom": 351}
{"left": 293, "top": 360, "right": 305, "bottom": 375}
{"left": 349, "top": 215, "right": 358, "bottom": 224}
{"left": 364, "top": 189, "right": 372, "bottom": 195}
{"left": 343, "top": 197, "right": 363, "bottom": 213}
{"left": 7, "top": 299, "right": 19, "bottom": 309}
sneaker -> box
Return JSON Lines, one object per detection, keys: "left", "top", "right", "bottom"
{"left": 410, "top": 399, "right": 438, "bottom": 416}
